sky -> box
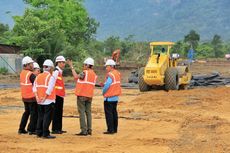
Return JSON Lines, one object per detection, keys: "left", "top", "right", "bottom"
{"left": 0, "top": 0, "right": 25, "bottom": 28}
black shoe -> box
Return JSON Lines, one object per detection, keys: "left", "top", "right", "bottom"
{"left": 87, "top": 130, "right": 92, "bottom": 135}
{"left": 61, "top": 130, "right": 67, "bottom": 133}
{"left": 42, "top": 135, "right": 56, "bottom": 139}
{"left": 28, "top": 131, "right": 36, "bottom": 135}
{"left": 103, "top": 131, "right": 114, "bottom": 135}
{"left": 51, "top": 130, "right": 62, "bottom": 134}
{"left": 37, "top": 135, "right": 42, "bottom": 138}
{"left": 75, "top": 132, "right": 87, "bottom": 136}
{"left": 18, "top": 130, "right": 28, "bottom": 134}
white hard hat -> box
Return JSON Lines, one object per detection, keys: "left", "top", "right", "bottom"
{"left": 105, "top": 59, "right": 116, "bottom": 66}
{"left": 55, "top": 55, "right": 66, "bottom": 63}
{"left": 22, "top": 56, "right": 34, "bottom": 65}
{"left": 33, "top": 62, "right": 40, "bottom": 69}
{"left": 172, "top": 53, "right": 180, "bottom": 59}
{"left": 43, "top": 59, "right": 54, "bottom": 67}
{"left": 83, "top": 57, "right": 94, "bottom": 66}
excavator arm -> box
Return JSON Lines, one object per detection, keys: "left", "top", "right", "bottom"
{"left": 112, "top": 49, "right": 120, "bottom": 65}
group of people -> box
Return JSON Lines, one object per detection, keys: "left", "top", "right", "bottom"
{"left": 18, "top": 55, "right": 121, "bottom": 139}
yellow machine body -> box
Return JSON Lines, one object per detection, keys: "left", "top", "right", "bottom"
{"left": 140, "top": 41, "right": 191, "bottom": 90}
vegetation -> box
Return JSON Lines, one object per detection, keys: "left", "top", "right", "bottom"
{"left": 0, "top": 1, "right": 230, "bottom": 67}
{"left": 184, "top": 30, "right": 200, "bottom": 50}
{"left": 1, "top": 0, "right": 98, "bottom": 62}
{"left": 0, "top": 67, "right": 8, "bottom": 75}
{"left": 84, "top": 0, "right": 230, "bottom": 41}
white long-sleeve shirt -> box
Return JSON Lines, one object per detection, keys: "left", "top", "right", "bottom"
{"left": 33, "top": 70, "right": 58, "bottom": 105}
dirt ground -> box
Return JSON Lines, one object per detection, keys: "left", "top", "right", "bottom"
{"left": 1, "top": 61, "right": 230, "bottom": 153}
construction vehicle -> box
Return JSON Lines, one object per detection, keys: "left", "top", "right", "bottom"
{"left": 104, "top": 49, "right": 121, "bottom": 65}
{"left": 112, "top": 49, "right": 120, "bottom": 65}
{"left": 139, "top": 41, "right": 192, "bottom": 91}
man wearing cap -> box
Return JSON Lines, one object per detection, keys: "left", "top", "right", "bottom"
{"left": 67, "top": 57, "right": 97, "bottom": 136}
{"left": 103, "top": 59, "right": 121, "bottom": 134}
{"left": 18, "top": 56, "right": 38, "bottom": 135}
{"left": 52, "top": 56, "right": 66, "bottom": 134}
{"left": 33, "top": 59, "right": 56, "bottom": 139}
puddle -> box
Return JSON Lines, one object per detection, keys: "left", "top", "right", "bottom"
{"left": 0, "top": 105, "right": 23, "bottom": 110}
{"left": 0, "top": 84, "right": 19, "bottom": 89}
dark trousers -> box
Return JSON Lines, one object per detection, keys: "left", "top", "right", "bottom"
{"left": 52, "top": 96, "right": 64, "bottom": 131}
{"left": 104, "top": 101, "right": 118, "bottom": 133}
{"left": 19, "top": 101, "right": 38, "bottom": 132}
{"left": 36, "top": 103, "right": 54, "bottom": 137}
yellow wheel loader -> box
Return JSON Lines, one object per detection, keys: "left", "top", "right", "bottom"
{"left": 139, "top": 42, "right": 192, "bottom": 91}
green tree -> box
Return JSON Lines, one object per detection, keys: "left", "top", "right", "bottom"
{"left": 211, "top": 34, "right": 223, "bottom": 58}
{"left": 124, "top": 41, "right": 149, "bottom": 65}
{"left": 171, "top": 41, "right": 186, "bottom": 56}
{"left": 196, "top": 42, "right": 213, "bottom": 58}
{"left": 23, "top": 0, "right": 98, "bottom": 45}
{"left": 223, "top": 43, "right": 230, "bottom": 55}
{"left": 0, "top": 23, "right": 9, "bottom": 35}
{"left": 121, "top": 35, "right": 135, "bottom": 56}
{"left": 11, "top": 10, "right": 66, "bottom": 58}
{"left": 11, "top": 0, "right": 98, "bottom": 60}
{"left": 104, "top": 36, "right": 121, "bottom": 55}
{"left": 0, "top": 23, "right": 11, "bottom": 44}
{"left": 184, "top": 30, "right": 200, "bottom": 50}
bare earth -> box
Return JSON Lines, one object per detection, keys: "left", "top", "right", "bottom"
{"left": 0, "top": 61, "right": 230, "bottom": 153}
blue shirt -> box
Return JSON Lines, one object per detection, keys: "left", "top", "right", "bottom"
{"left": 102, "top": 76, "right": 119, "bottom": 102}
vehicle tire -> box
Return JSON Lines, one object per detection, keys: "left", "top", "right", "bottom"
{"left": 179, "top": 84, "right": 189, "bottom": 90}
{"left": 138, "top": 67, "right": 150, "bottom": 92}
{"left": 165, "top": 68, "right": 179, "bottom": 90}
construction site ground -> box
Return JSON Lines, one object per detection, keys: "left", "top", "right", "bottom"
{"left": 1, "top": 60, "right": 230, "bottom": 153}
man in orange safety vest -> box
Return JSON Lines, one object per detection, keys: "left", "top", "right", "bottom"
{"left": 18, "top": 56, "right": 38, "bottom": 135}
{"left": 67, "top": 57, "right": 97, "bottom": 136}
{"left": 103, "top": 59, "right": 121, "bottom": 134}
{"left": 33, "top": 59, "right": 56, "bottom": 139}
{"left": 52, "top": 55, "right": 66, "bottom": 134}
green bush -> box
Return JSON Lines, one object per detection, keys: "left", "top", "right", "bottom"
{"left": 0, "top": 67, "right": 8, "bottom": 75}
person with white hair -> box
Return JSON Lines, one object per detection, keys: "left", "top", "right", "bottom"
{"left": 33, "top": 59, "right": 56, "bottom": 139}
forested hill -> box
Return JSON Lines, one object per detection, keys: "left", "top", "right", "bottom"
{"left": 1, "top": 0, "right": 230, "bottom": 41}
{"left": 85, "top": 0, "right": 230, "bottom": 41}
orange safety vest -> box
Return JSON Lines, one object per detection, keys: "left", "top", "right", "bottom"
{"left": 103, "top": 69, "right": 122, "bottom": 98}
{"left": 35, "top": 71, "right": 56, "bottom": 101}
{"left": 55, "top": 71, "right": 65, "bottom": 97}
{"left": 20, "top": 69, "right": 35, "bottom": 99}
{"left": 75, "top": 69, "right": 97, "bottom": 98}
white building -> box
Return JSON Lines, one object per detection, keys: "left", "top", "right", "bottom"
{"left": 0, "top": 44, "right": 23, "bottom": 73}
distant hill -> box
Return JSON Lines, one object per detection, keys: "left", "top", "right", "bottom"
{"left": 1, "top": 0, "right": 230, "bottom": 41}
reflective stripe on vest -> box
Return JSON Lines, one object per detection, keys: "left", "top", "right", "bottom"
{"left": 77, "top": 70, "right": 97, "bottom": 85}
{"left": 55, "top": 86, "right": 63, "bottom": 89}
{"left": 109, "top": 72, "right": 121, "bottom": 85}
{"left": 75, "top": 69, "right": 97, "bottom": 98}
{"left": 55, "top": 71, "right": 65, "bottom": 97}
{"left": 35, "top": 72, "right": 56, "bottom": 101}
{"left": 20, "top": 70, "right": 35, "bottom": 98}
{"left": 103, "top": 70, "right": 122, "bottom": 98}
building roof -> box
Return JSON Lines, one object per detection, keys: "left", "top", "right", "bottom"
{"left": 0, "top": 44, "right": 21, "bottom": 54}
